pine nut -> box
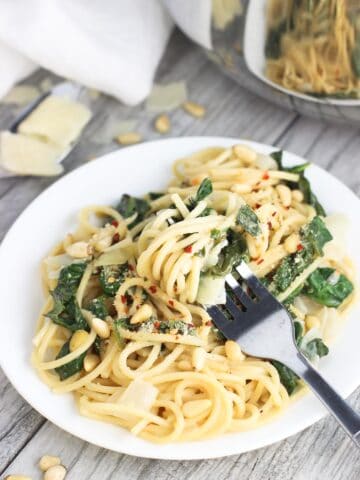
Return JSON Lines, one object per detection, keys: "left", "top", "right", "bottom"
{"left": 225, "top": 340, "right": 244, "bottom": 361}
{"left": 83, "top": 353, "right": 101, "bottom": 372}
{"left": 191, "top": 347, "right": 206, "bottom": 371}
{"left": 183, "top": 101, "right": 206, "bottom": 118}
{"left": 276, "top": 184, "right": 292, "bottom": 207}
{"left": 39, "top": 456, "right": 61, "bottom": 472}
{"left": 305, "top": 315, "right": 320, "bottom": 330}
{"left": 65, "top": 241, "right": 92, "bottom": 258}
{"left": 130, "top": 304, "right": 153, "bottom": 324}
{"left": 177, "top": 359, "right": 192, "bottom": 371}
{"left": 43, "top": 465, "right": 66, "bottom": 480}
{"left": 284, "top": 233, "right": 300, "bottom": 254}
{"left": 154, "top": 114, "right": 170, "bottom": 134}
{"left": 91, "top": 317, "right": 110, "bottom": 339}
{"left": 69, "top": 330, "right": 89, "bottom": 352}
{"left": 232, "top": 144, "right": 257, "bottom": 165}
{"left": 115, "top": 132, "right": 142, "bottom": 145}
{"left": 6, "top": 476, "right": 32, "bottom": 480}
{"left": 183, "top": 399, "right": 212, "bottom": 418}
{"left": 292, "top": 189, "right": 304, "bottom": 203}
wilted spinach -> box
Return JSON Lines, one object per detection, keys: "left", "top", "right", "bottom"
{"left": 99, "top": 263, "right": 130, "bottom": 296}
{"left": 302, "top": 268, "right": 354, "bottom": 308}
{"left": 236, "top": 205, "right": 261, "bottom": 236}
{"left": 55, "top": 340, "right": 86, "bottom": 380}
{"left": 116, "top": 194, "right": 150, "bottom": 228}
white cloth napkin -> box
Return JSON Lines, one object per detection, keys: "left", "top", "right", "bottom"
{"left": 0, "top": 0, "right": 212, "bottom": 105}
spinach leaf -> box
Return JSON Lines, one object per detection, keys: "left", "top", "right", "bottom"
{"left": 265, "top": 20, "right": 286, "bottom": 59}
{"left": 88, "top": 295, "right": 108, "bottom": 319}
{"left": 47, "top": 262, "right": 89, "bottom": 332}
{"left": 148, "top": 192, "right": 164, "bottom": 200}
{"left": 99, "top": 263, "right": 129, "bottom": 296}
{"left": 116, "top": 194, "right": 150, "bottom": 228}
{"left": 294, "top": 321, "right": 303, "bottom": 343}
{"left": 211, "top": 229, "right": 248, "bottom": 276}
{"left": 271, "top": 216, "right": 332, "bottom": 295}
{"left": 302, "top": 268, "right": 354, "bottom": 308}
{"left": 52, "top": 262, "right": 87, "bottom": 304}
{"left": 236, "top": 205, "right": 261, "bottom": 236}
{"left": 55, "top": 340, "right": 86, "bottom": 380}
{"left": 270, "top": 150, "right": 309, "bottom": 174}
{"left": 302, "top": 338, "right": 329, "bottom": 360}
{"left": 301, "top": 216, "right": 332, "bottom": 256}
{"left": 271, "top": 360, "right": 299, "bottom": 395}
{"left": 158, "top": 320, "right": 196, "bottom": 336}
{"left": 188, "top": 178, "right": 213, "bottom": 212}
{"left": 195, "top": 178, "right": 213, "bottom": 202}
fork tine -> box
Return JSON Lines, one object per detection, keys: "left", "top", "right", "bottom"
{"left": 236, "top": 261, "right": 270, "bottom": 298}
{"left": 206, "top": 306, "right": 230, "bottom": 330}
{"left": 225, "top": 296, "right": 243, "bottom": 318}
{"left": 225, "top": 273, "right": 253, "bottom": 309}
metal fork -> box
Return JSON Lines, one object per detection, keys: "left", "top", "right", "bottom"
{"left": 207, "top": 261, "right": 360, "bottom": 447}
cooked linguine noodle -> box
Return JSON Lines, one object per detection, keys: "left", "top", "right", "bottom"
{"left": 32, "top": 144, "right": 355, "bottom": 443}
{"left": 265, "top": 0, "right": 360, "bottom": 98}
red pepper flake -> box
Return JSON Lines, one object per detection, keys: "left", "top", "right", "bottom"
{"left": 205, "top": 320, "right": 212, "bottom": 327}
{"left": 256, "top": 258, "right": 264, "bottom": 265}
{"left": 168, "top": 300, "right": 174, "bottom": 307}
{"left": 149, "top": 285, "right": 157, "bottom": 294}
{"left": 128, "top": 264, "right": 134, "bottom": 271}
{"left": 154, "top": 321, "right": 160, "bottom": 329}
{"left": 296, "top": 243, "right": 304, "bottom": 252}
{"left": 267, "top": 221, "right": 272, "bottom": 229}
{"left": 120, "top": 295, "right": 127, "bottom": 304}
{"left": 255, "top": 203, "right": 261, "bottom": 209}
{"left": 174, "top": 285, "right": 178, "bottom": 292}
{"left": 262, "top": 172, "right": 270, "bottom": 180}
{"left": 285, "top": 206, "right": 290, "bottom": 210}
{"left": 136, "top": 305, "right": 140, "bottom": 310}
{"left": 111, "top": 220, "right": 119, "bottom": 227}
{"left": 112, "top": 233, "right": 120, "bottom": 243}
{"left": 184, "top": 245, "right": 193, "bottom": 253}
{"left": 252, "top": 188, "right": 259, "bottom": 193}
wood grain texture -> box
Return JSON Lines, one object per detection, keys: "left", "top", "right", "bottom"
{"left": 1, "top": 31, "right": 359, "bottom": 480}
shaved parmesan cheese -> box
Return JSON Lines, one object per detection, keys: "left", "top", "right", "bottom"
{"left": 1, "top": 85, "right": 40, "bottom": 105}
{"left": 324, "top": 214, "right": 349, "bottom": 246}
{"left": 44, "top": 254, "right": 73, "bottom": 279}
{"left": 118, "top": 379, "right": 158, "bottom": 411}
{"left": 18, "top": 95, "right": 92, "bottom": 148}
{"left": 255, "top": 153, "right": 278, "bottom": 171}
{"left": 94, "top": 246, "right": 134, "bottom": 267}
{"left": 197, "top": 275, "right": 226, "bottom": 305}
{"left": 0, "top": 131, "right": 63, "bottom": 176}
{"left": 146, "top": 82, "right": 187, "bottom": 112}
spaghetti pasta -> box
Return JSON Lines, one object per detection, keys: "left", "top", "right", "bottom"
{"left": 265, "top": 0, "right": 360, "bottom": 98}
{"left": 32, "top": 144, "right": 355, "bottom": 443}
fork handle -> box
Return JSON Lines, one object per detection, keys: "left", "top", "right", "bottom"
{"left": 288, "top": 354, "right": 360, "bottom": 448}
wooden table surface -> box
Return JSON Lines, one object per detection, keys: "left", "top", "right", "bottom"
{"left": 1, "top": 31, "right": 359, "bottom": 480}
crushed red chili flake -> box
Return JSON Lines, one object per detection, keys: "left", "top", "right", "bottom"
{"left": 136, "top": 305, "right": 140, "bottom": 310}
{"left": 272, "top": 211, "right": 277, "bottom": 217}
{"left": 168, "top": 300, "right": 174, "bottom": 307}
{"left": 154, "top": 321, "right": 160, "bottom": 328}
{"left": 267, "top": 221, "right": 272, "bottom": 229}
{"left": 296, "top": 243, "right": 304, "bottom": 252}
{"left": 262, "top": 172, "right": 270, "bottom": 180}
{"left": 256, "top": 258, "right": 264, "bottom": 265}
{"left": 128, "top": 264, "right": 134, "bottom": 271}
{"left": 149, "top": 285, "right": 157, "bottom": 294}
{"left": 111, "top": 220, "right": 119, "bottom": 227}
{"left": 255, "top": 203, "right": 261, "bottom": 209}
{"left": 120, "top": 295, "right": 127, "bottom": 304}
{"left": 253, "top": 188, "right": 259, "bottom": 193}
{"left": 184, "top": 245, "right": 193, "bottom": 253}
{"left": 112, "top": 233, "right": 120, "bottom": 243}
{"left": 205, "top": 320, "right": 212, "bottom": 327}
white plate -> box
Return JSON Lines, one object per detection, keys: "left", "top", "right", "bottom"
{"left": 244, "top": 0, "right": 360, "bottom": 107}
{"left": 0, "top": 137, "right": 359, "bottom": 460}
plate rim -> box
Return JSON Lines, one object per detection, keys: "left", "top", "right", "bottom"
{"left": 0, "top": 136, "right": 359, "bottom": 460}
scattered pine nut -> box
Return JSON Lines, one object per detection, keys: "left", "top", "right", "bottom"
{"left": 69, "top": 330, "right": 89, "bottom": 352}
{"left": 43, "top": 465, "right": 66, "bottom": 480}
{"left": 130, "top": 304, "right": 153, "bottom": 324}
{"left": 154, "top": 114, "right": 171, "bottom": 134}
{"left": 6, "top": 476, "right": 32, "bottom": 480}
{"left": 39, "top": 456, "right": 61, "bottom": 472}
{"left": 183, "top": 101, "right": 206, "bottom": 118}
{"left": 115, "top": 132, "right": 142, "bottom": 145}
